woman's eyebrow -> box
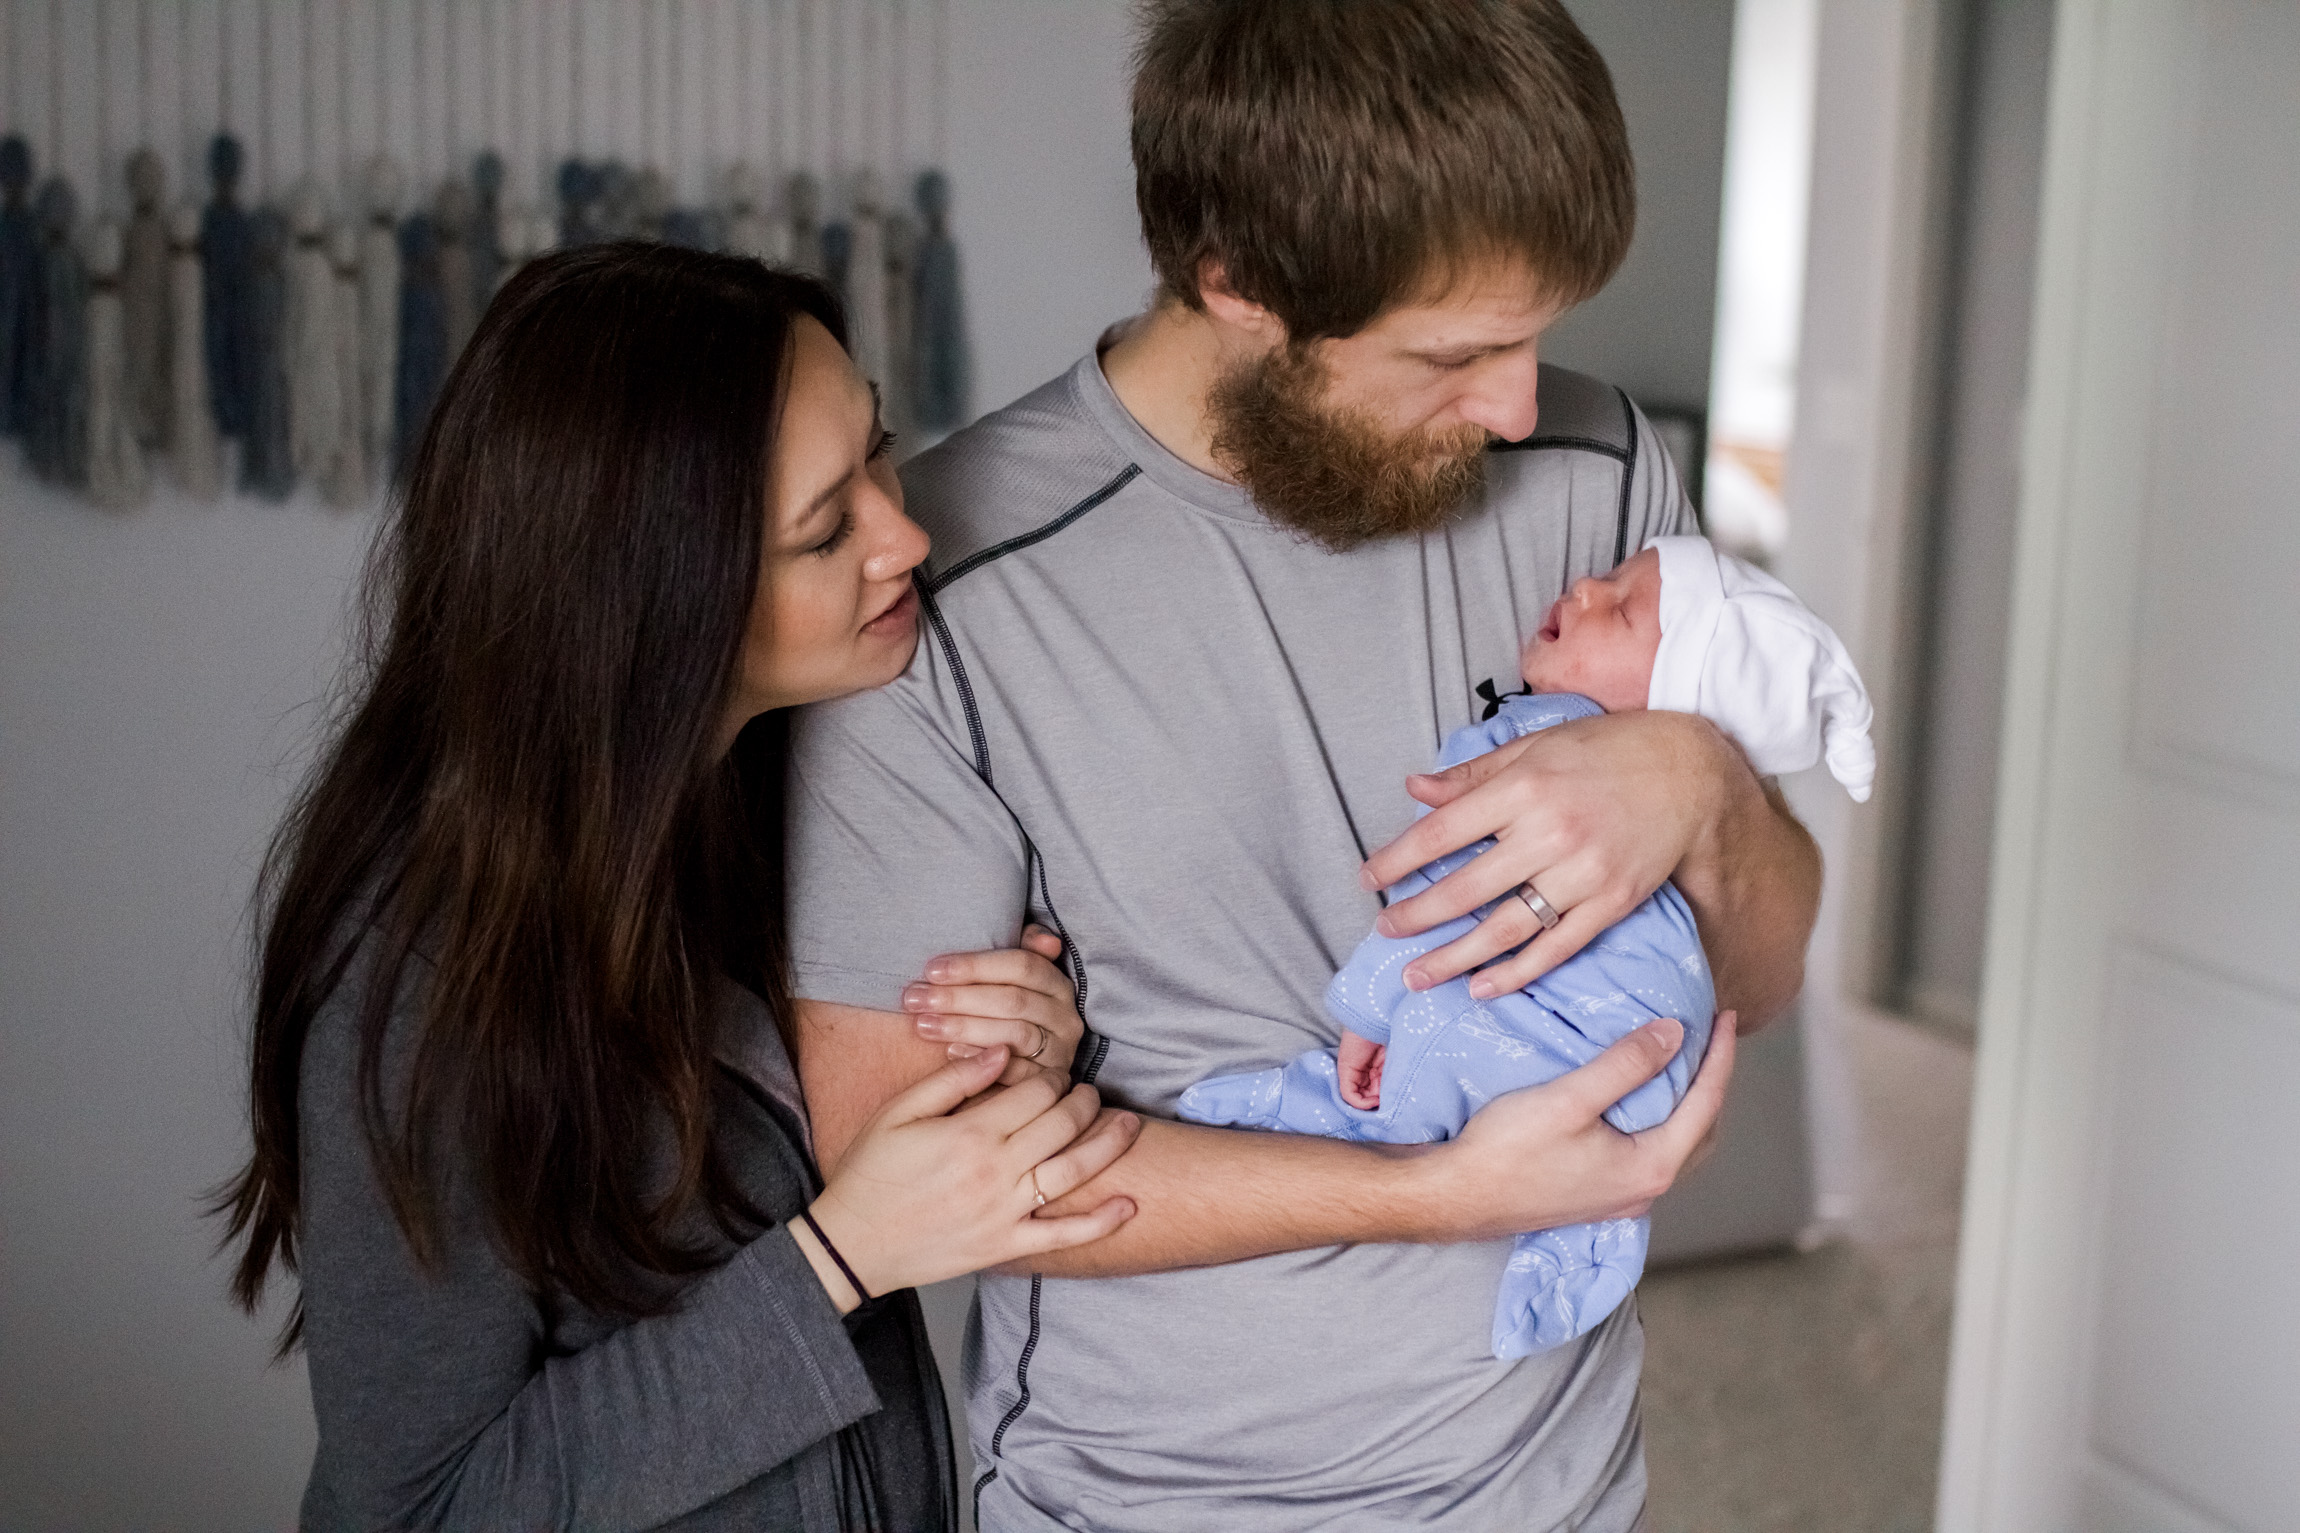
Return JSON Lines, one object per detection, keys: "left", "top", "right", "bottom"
{"left": 789, "top": 383, "right": 884, "bottom": 532}
{"left": 797, "top": 468, "right": 852, "bottom": 525}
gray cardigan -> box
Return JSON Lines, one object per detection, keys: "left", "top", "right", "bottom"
{"left": 293, "top": 957, "right": 955, "bottom": 1531}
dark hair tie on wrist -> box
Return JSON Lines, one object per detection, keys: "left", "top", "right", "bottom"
{"left": 798, "top": 1210, "right": 874, "bottom": 1304}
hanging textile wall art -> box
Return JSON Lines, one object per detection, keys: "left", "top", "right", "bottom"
{"left": 0, "top": 0, "right": 970, "bottom": 511}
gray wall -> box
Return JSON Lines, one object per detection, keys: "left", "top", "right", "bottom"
{"left": 1892, "top": 0, "right": 2054, "bottom": 1035}
{"left": 1547, "top": 0, "right": 1736, "bottom": 415}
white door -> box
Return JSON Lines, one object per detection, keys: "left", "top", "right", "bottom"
{"left": 1937, "top": 3, "right": 2300, "bottom": 1531}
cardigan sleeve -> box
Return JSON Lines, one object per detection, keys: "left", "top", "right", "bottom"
{"left": 294, "top": 976, "right": 880, "bottom": 1532}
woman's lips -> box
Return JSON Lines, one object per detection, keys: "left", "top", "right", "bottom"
{"left": 863, "top": 582, "right": 918, "bottom": 636}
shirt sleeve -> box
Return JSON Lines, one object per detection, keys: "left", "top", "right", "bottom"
{"left": 295, "top": 982, "right": 881, "bottom": 1532}
{"left": 783, "top": 638, "right": 1033, "bottom": 1015}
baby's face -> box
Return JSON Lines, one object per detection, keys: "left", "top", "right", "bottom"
{"left": 1519, "top": 547, "right": 1663, "bottom": 713}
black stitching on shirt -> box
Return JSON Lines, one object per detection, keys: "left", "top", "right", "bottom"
{"left": 1483, "top": 390, "right": 1645, "bottom": 566}
{"left": 1487, "top": 432, "right": 1630, "bottom": 461}
{"left": 1612, "top": 388, "right": 1641, "bottom": 567}
{"left": 920, "top": 582, "right": 992, "bottom": 786}
{"left": 925, "top": 464, "right": 1142, "bottom": 595}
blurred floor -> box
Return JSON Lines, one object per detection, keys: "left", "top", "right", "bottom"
{"left": 1640, "top": 1008, "right": 1974, "bottom": 1533}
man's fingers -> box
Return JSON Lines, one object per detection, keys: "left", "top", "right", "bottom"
{"left": 1457, "top": 898, "right": 1625, "bottom": 996}
{"left": 1640, "top": 1011, "right": 1738, "bottom": 1164}
{"left": 875, "top": 1046, "right": 1013, "bottom": 1127}
{"left": 1556, "top": 1019, "right": 1686, "bottom": 1123}
{"left": 1404, "top": 772, "right": 1472, "bottom": 810}
{"left": 1358, "top": 738, "right": 1544, "bottom": 890}
{"left": 1401, "top": 734, "right": 1531, "bottom": 803}
{"left": 1398, "top": 874, "right": 1602, "bottom": 992}
{"left": 1376, "top": 839, "right": 1549, "bottom": 940}
{"left": 1358, "top": 795, "right": 1509, "bottom": 894}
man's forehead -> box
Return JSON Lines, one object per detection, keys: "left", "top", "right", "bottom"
{"left": 1371, "top": 258, "right": 1563, "bottom": 347}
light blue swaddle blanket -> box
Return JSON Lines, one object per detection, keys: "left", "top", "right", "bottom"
{"left": 1179, "top": 693, "right": 1715, "bottom": 1358}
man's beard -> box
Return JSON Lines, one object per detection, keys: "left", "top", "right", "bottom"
{"left": 1206, "top": 344, "right": 1491, "bottom": 551}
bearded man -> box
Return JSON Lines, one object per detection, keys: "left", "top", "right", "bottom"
{"left": 783, "top": 2, "right": 1822, "bottom": 1528}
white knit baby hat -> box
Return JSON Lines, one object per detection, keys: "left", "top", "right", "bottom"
{"left": 1646, "top": 535, "right": 1876, "bottom": 801}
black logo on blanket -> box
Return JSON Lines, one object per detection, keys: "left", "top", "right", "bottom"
{"left": 1476, "top": 678, "right": 1530, "bottom": 722}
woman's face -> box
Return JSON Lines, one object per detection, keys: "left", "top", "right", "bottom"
{"left": 727, "top": 315, "right": 931, "bottom": 737}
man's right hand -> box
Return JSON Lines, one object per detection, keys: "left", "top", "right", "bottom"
{"left": 1419, "top": 1012, "right": 1738, "bottom": 1243}
{"left": 800, "top": 997, "right": 1738, "bottom": 1278}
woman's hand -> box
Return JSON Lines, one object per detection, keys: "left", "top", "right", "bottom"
{"left": 1427, "top": 1010, "right": 1739, "bottom": 1240}
{"left": 902, "top": 925, "right": 1083, "bottom": 1084}
{"left": 795, "top": 1046, "right": 1140, "bottom": 1310}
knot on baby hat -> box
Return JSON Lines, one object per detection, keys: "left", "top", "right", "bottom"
{"left": 1646, "top": 536, "right": 1876, "bottom": 801}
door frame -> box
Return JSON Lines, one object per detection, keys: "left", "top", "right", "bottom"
{"left": 1936, "top": 2, "right": 2218, "bottom": 1526}
{"left": 1775, "top": 0, "right": 1961, "bottom": 1223}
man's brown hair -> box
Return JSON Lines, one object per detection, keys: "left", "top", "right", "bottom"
{"left": 1132, "top": 0, "right": 1635, "bottom": 341}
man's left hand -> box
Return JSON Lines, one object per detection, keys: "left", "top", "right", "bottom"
{"left": 1357, "top": 710, "right": 1740, "bottom": 999}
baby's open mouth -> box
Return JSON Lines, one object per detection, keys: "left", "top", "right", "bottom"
{"left": 1537, "top": 600, "right": 1563, "bottom": 644}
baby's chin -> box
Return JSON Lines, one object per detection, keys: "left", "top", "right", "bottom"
{"left": 1518, "top": 650, "right": 1565, "bottom": 696}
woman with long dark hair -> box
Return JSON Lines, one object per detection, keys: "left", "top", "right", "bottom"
{"left": 215, "top": 243, "right": 1139, "bottom": 1530}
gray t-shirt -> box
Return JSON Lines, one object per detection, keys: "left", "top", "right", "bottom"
{"left": 787, "top": 350, "right": 1694, "bottom": 1532}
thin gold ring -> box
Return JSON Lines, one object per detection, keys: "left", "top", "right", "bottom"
{"left": 1023, "top": 1022, "right": 1050, "bottom": 1061}
{"left": 1029, "top": 1167, "right": 1048, "bottom": 1208}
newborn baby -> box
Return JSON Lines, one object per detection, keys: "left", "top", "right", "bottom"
{"left": 1180, "top": 535, "right": 1875, "bottom": 1358}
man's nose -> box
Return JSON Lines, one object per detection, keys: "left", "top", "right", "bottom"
{"left": 1454, "top": 356, "right": 1543, "bottom": 443}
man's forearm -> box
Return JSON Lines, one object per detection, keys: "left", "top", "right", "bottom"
{"left": 1673, "top": 761, "right": 1820, "bottom": 1031}
{"left": 1011, "top": 1117, "right": 1456, "bottom": 1278}
{"left": 797, "top": 1000, "right": 1458, "bottom": 1275}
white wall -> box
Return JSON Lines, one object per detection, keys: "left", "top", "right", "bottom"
{"left": 0, "top": 5, "right": 1148, "bottom": 1528}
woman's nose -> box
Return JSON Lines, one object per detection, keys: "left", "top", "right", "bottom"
{"left": 862, "top": 500, "right": 931, "bottom": 583}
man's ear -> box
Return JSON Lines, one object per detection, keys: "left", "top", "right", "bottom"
{"left": 1196, "top": 258, "right": 1288, "bottom": 346}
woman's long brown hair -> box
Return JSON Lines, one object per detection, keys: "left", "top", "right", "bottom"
{"left": 215, "top": 244, "right": 845, "bottom": 1349}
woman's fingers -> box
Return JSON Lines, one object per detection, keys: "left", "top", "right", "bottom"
{"left": 908, "top": 980, "right": 1061, "bottom": 1026}
{"left": 956, "top": 1064, "right": 1072, "bottom": 1137}
{"left": 922, "top": 1012, "right": 1056, "bottom": 1059}
{"left": 1001, "top": 1081, "right": 1106, "bottom": 1169}
{"left": 1016, "top": 1195, "right": 1138, "bottom": 1255}
{"left": 1019, "top": 1104, "right": 1139, "bottom": 1204}
{"left": 872, "top": 1045, "right": 1014, "bottom": 1128}
{"left": 920, "top": 938, "right": 1073, "bottom": 999}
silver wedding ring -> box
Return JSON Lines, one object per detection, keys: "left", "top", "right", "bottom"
{"left": 1023, "top": 1022, "right": 1050, "bottom": 1061}
{"left": 1516, "top": 880, "right": 1563, "bottom": 932}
